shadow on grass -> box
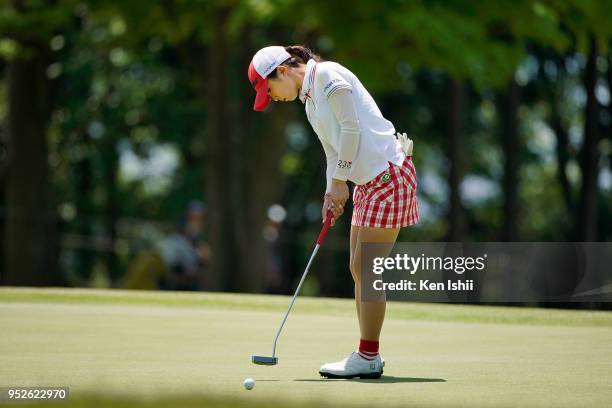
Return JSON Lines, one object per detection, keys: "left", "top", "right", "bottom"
{"left": 294, "top": 376, "right": 446, "bottom": 383}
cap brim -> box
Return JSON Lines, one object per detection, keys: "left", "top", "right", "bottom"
{"left": 253, "top": 78, "right": 270, "bottom": 111}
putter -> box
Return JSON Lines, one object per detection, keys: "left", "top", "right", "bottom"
{"left": 252, "top": 209, "right": 334, "bottom": 366}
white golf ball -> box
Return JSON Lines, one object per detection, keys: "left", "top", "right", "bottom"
{"left": 243, "top": 378, "right": 255, "bottom": 390}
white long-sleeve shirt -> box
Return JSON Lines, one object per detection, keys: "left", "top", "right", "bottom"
{"left": 299, "top": 59, "right": 405, "bottom": 192}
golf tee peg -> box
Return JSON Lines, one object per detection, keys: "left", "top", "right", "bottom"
{"left": 317, "top": 210, "right": 334, "bottom": 246}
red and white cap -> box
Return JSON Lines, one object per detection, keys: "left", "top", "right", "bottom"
{"left": 248, "top": 46, "right": 291, "bottom": 111}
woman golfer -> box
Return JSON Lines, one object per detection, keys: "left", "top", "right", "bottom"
{"left": 248, "top": 45, "right": 419, "bottom": 379}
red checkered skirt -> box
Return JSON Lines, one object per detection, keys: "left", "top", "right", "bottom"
{"left": 351, "top": 155, "right": 419, "bottom": 228}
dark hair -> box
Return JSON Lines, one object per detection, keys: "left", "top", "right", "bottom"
{"left": 268, "top": 45, "right": 322, "bottom": 79}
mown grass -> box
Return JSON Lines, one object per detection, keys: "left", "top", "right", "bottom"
{"left": 1, "top": 287, "right": 611, "bottom": 408}
{"left": 1, "top": 286, "right": 610, "bottom": 327}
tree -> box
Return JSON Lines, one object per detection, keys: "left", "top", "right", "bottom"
{"left": 577, "top": 36, "right": 600, "bottom": 240}
{"left": 447, "top": 78, "right": 465, "bottom": 241}
{"left": 501, "top": 79, "right": 520, "bottom": 241}
{"left": 298, "top": 0, "right": 569, "bottom": 242}
{"left": 95, "top": 0, "right": 298, "bottom": 291}
{"left": 549, "top": 0, "right": 612, "bottom": 240}
{"left": 0, "top": 85, "right": 5, "bottom": 281}
{"left": 1, "top": 1, "right": 77, "bottom": 285}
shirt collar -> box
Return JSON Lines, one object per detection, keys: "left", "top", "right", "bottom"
{"left": 299, "top": 59, "right": 317, "bottom": 104}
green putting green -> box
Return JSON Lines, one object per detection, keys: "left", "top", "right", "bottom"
{"left": 1, "top": 288, "right": 611, "bottom": 407}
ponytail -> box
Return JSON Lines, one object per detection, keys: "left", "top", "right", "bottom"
{"left": 267, "top": 45, "right": 322, "bottom": 79}
{"left": 284, "top": 45, "right": 321, "bottom": 64}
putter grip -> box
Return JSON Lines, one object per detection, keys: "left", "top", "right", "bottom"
{"left": 317, "top": 210, "right": 334, "bottom": 246}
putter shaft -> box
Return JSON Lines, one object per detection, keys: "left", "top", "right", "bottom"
{"left": 254, "top": 210, "right": 332, "bottom": 365}
{"left": 271, "top": 244, "right": 320, "bottom": 358}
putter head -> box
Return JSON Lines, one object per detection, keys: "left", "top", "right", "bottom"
{"left": 252, "top": 355, "right": 278, "bottom": 365}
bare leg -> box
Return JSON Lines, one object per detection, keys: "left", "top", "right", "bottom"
{"left": 349, "top": 225, "right": 361, "bottom": 329}
{"left": 351, "top": 226, "right": 400, "bottom": 341}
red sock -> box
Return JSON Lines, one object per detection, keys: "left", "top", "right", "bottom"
{"left": 358, "top": 338, "right": 379, "bottom": 360}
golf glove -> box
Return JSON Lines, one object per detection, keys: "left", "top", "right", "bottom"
{"left": 396, "top": 132, "right": 414, "bottom": 156}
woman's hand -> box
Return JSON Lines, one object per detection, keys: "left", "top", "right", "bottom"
{"left": 322, "top": 179, "right": 349, "bottom": 226}
{"left": 322, "top": 194, "right": 342, "bottom": 226}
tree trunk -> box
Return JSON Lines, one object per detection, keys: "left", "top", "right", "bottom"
{"left": 172, "top": 11, "right": 296, "bottom": 293}
{"left": 233, "top": 26, "right": 292, "bottom": 293}
{"left": 204, "top": 6, "right": 238, "bottom": 291}
{"left": 0, "top": 121, "right": 6, "bottom": 283}
{"left": 169, "top": 11, "right": 239, "bottom": 292}
{"left": 239, "top": 104, "right": 292, "bottom": 293}
{"left": 544, "top": 59, "right": 574, "bottom": 228}
{"left": 447, "top": 78, "right": 464, "bottom": 241}
{"left": 551, "top": 107, "right": 574, "bottom": 214}
{"left": 607, "top": 55, "right": 612, "bottom": 175}
{"left": 577, "top": 36, "right": 600, "bottom": 241}
{"left": 74, "top": 130, "right": 94, "bottom": 280}
{"left": 501, "top": 80, "right": 520, "bottom": 241}
{"left": 102, "top": 132, "right": 119, "bottom": 285}
{"left": 4, "top": 41, "right": 58, "bottom": 285}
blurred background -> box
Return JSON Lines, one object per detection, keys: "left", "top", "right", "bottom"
{"left": 0, "top": 0, "right": 610, "bottom": 305}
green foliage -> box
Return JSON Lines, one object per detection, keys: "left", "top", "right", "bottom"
{"left": 0, "top": 0, "right": 78, "bottom": 57}
{"left": 1, "top": 0, "right": 611, "bottom": 291}
{"left": 280, "top": 0, "right": 570, "bottom": 90}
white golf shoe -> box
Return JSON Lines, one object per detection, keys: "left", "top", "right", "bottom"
{"left": 319, "top": 351, "right": 384, "bottom": 379}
